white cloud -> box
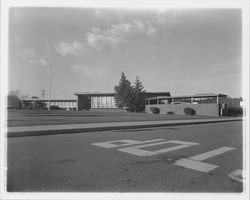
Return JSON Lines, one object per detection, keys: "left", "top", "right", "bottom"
{"left": 86, "top": 20, "right": 157, "bottom": 50}
{"left": 23, "top": 48, "right": 36, "bottom": 57}
{"left": 71, "top": 65, "right": 108, "bottom": 77}
{"left": 94, "top": 10, "right": 110, "bottom": 21}
{"left": 29, "top": 58, "right": 47, "bottom": 66}
{"left": 56, "top": 41, "right": 85, "bottom": 56}
{"left": 155, "top": 10, "right": 179, "bottom": 26}
{"left": 19, "top": 48, "right": 48, "bottom": 66}
{"left": 146, "top": 24, "right": 158, "bottom": 37}
{"left": 94, "top": 10, "right": 103, "bottom": 18}
{"left": 71, "top": 65, "right": 90, "bottom": 76}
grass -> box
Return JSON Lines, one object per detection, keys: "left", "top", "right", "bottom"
{"left": 7, "top": 110, "right": 227, "bottom": 127}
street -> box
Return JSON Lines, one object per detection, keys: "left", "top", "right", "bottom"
{"left": 7, "top": 121, "right": 243, "bottom": 192}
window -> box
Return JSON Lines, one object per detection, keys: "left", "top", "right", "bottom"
{"left": 91, "top": 96, "right": 117, "bottom": 108}
{"left": 149, "top": 99, "right": 157, "bottom": 105}
{"left": 158, "top": 99, "right": 169, "bottom": 104}
{"left": 192, "top": 96, "right": 217, "bottom": 104}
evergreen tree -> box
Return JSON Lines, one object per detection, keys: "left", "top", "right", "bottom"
{"left": 114, "top": 72, "right": 133, "bottom": 110}
{"left": 132, "top": 76, "right": 146, "bottom": 112}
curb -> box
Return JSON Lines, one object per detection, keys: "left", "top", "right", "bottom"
{"left": 7, "top": 118, "right": 242, "bottom": 138}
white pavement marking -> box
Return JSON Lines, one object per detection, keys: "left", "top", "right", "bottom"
{"left": 228, "top": 169, "right": 244, "bottom": 182}
{"left": 174, "top": 146, "right": 235, "bottom": 172}
{"left": 91, "top": 139, "right": 165, "bottom": 148}
{"left": 154, "top": 140, "right": 199, "bottom": 154}
{"left": 91, "top": 139, "right": 236, "bottom": 173}
{"left": 189, "top": 147, "right": 235, "bottom": 161}
{"left": 118, "top": 140, "right": 199, "bottom": 156}
{"left": 118, "top": 147, "right": 158, "bottom": 156}
{"left": 175, "top": 159, "right": 218, "bottom": 172}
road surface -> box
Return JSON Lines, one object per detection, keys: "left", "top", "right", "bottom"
{"left": 7, "top": 121, "right": 243, "bottom": 192}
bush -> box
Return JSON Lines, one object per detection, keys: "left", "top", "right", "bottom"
{"left": 50, "top": 105, "right": 60, "bottom": 110}
{"left": 223, "top": 107, "right": 242, "bottom": 116}
{"left": 150, "top": 107, "right": 160, "bottom": 114}
{"left": 184, "top": 107, "right": 196, "bottom": 115}
{"left": 167, "top": 111, "right": 175, "bottom": 115}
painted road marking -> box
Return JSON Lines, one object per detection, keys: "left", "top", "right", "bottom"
{"left": 91, "top": 139, "right": 236, "bottom": 173}
{"left": 174, "top": 147, "right": 235, "bottom": 172}
{"left": 91, "top": 139, "right": 165, "bottom": 148}
{"left": 175, "top": 158, "right": 218, "bottom": 172}
{"left": 228, "top": 169, "right": 244, "bottom": 182}
{"left": 189, "top": 147, "right": 235, "bottom": 161}
{"left": 118, "top": 140, "right": 199, "bottom": 156}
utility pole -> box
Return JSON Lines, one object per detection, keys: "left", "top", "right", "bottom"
{"left": 41, "top": 90, "right": 45, "bottom": 99}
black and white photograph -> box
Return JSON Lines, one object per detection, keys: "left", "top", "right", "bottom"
{"left": 0, "top": 0, "right": 249, "bottom": 199}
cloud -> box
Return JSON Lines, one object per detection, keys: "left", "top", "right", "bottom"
{"left": 29, "top": 58, "right": 47, "bottom": 66}
{"left": 86, "top": 20, "right": 157, "bottom": 50}
{"left": 23, "top": 48, "right": 36, "bottom": 57}
{"left": 155, "top": 10, "right": 179, "bottom": 26}
{"left": 56, "top": 41, "right": 85, "bottom": 56}
{"left": 94, "top": 10, "right": 103, "bottom": 18}
{"left": 71, "top": 65, "right": 108, "bottom": 77}
{"left": 94, "top": 10, "right": 110, "bottom": 21}
{"left": 18, "top": 48, "right": 48, "bottom": 66}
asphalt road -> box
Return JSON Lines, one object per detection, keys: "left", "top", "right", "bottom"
{"left": 7, "top": 121, "right": 243, "bottom": 192}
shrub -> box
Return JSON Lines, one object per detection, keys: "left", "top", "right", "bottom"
{"left": 167, "top": 111, "right": 175, "bottom": 115}
{"left": 150, "top": 107, "right": 160, "bottom": 114}
{"left": 50, "top": 105, "right": 60, "bottom": 110}
{"left": 184, "top": 107, "right": 196, "bottom": 115}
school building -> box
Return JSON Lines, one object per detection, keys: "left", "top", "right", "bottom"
{"left": 145, "top": 93, "right": 238, "bottom": 116}
{"left": 74, "top": 92, "right": 171, "bottom": 111}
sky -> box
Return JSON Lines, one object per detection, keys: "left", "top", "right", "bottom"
{"left": 8, "top": 8, "right": 242, "bottom": 99}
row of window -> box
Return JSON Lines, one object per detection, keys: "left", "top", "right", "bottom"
{"left": 48, "top": 101, "right": 77, "bottom": 107}
{"left": 146, "top": 97, "right": 218, "bottom": 105}
{"left": 91, "top": 96, "right": 117, "bottom": 108}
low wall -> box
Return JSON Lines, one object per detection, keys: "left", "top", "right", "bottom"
{"left": 146, "top": 103, "right": 219, "bottom": 116}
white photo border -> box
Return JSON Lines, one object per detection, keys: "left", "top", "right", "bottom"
{"left": 0, "top": 0, "right": 249, "bottom": 200}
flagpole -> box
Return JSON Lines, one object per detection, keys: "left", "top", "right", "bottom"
{"left": 48, "top": 44, "right": 52, "bottom": 111}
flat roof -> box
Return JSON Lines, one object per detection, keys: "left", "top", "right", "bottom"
{"left": 23, "top": 99, "right": 77, "bottom": 101}
{"left": 74, "top": 92, "right": 115, "bottom": 96}
{"left": 74, "top": 92, "right": 171, "bottom": 96}
{"left": 146, "top": 93, "right": 228, "bottom": 100}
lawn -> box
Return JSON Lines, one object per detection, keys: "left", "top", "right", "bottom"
{"left": 7, "top": 110, "right": 225, "bottom": 127}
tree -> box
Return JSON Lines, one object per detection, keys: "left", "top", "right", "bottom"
{"left": 9, "top": 89, "right": 29, "bottom": 100}
{"left": 34, "top": 101, "right": 47, "bottom": 110}
{"left": 8, "top": 90, "right": 29, "bottom": 109}
{"left": 7, "top": 94, "right": 20, "bottom": 109}
{"left": 114, "top": 72, "right": 134, "bottom": 111}
{"left": 9, "top": 90, "right": 29, "bottom": 109}
{"left": 132, "top": 76, "right": 146, "bottom": 112}
{"left": 114, "top": 73, "right": 147, "bottom": 112}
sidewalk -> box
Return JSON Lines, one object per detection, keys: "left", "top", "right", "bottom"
{"left": 7, "top": 117, "right": 242, "bottom": 138}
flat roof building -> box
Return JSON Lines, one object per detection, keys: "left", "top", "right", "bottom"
{"left": 21, "top": 99, "right": 77, "bottom": 110}
{"left": 74, "top": 92, "right": 171, "bottom": 111}
{"left": 145, "top": 93, "right": 229, "bottom": 116}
